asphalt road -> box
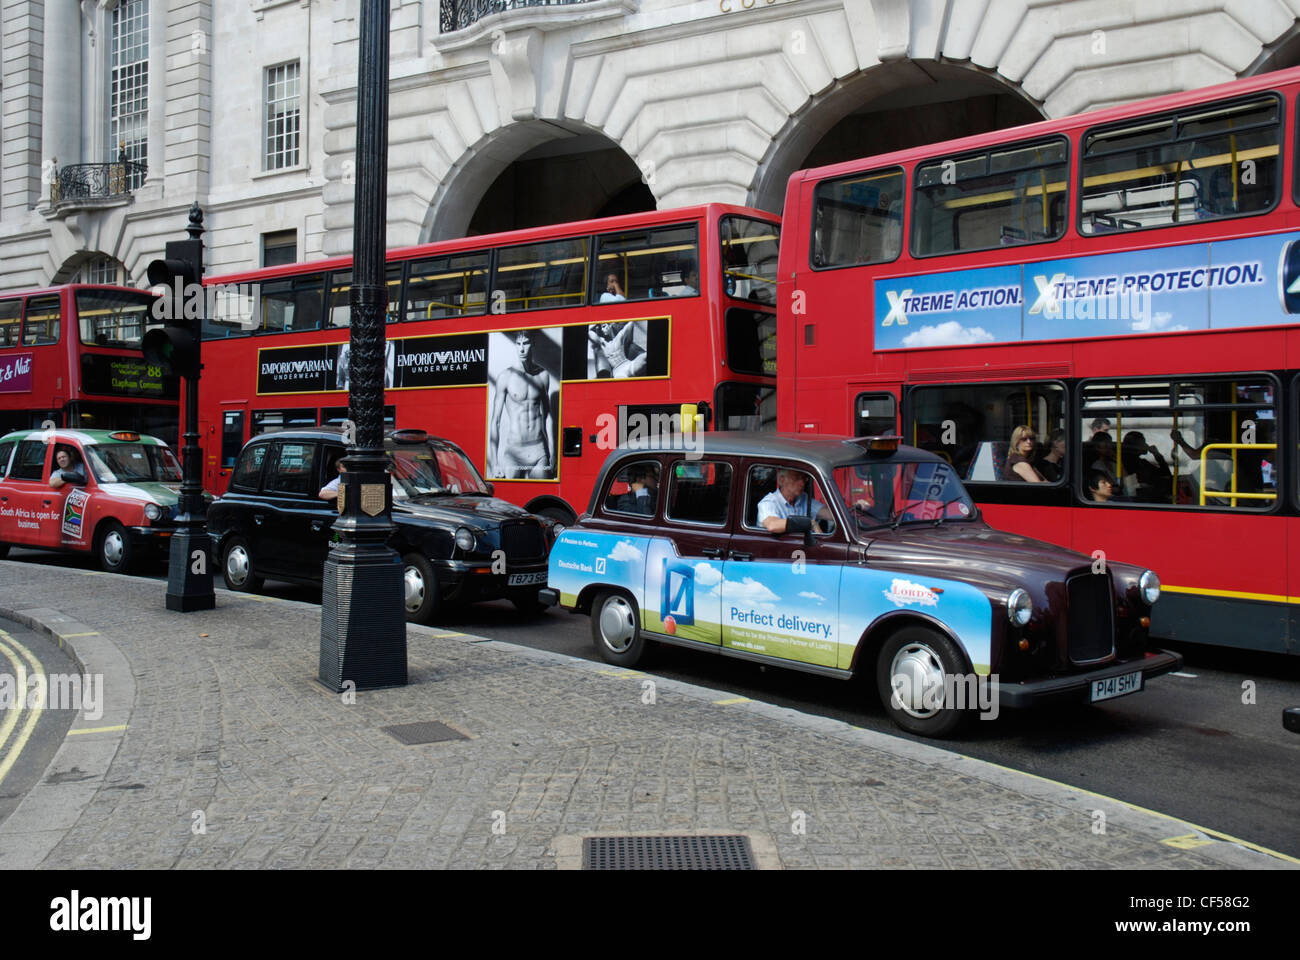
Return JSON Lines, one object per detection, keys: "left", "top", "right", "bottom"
{"left": 7, "top": 546, "right": 1300, "bottom": 859}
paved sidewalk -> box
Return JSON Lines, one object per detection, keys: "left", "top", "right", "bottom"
{"left": 0, "top": 561, "right": 1292, "bottom": 870}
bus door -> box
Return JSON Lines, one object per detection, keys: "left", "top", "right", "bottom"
{"left": 852, "top": 389, "right": 899, "bottom": 437}
{"left": 212, "top": 407, "right": 247, "bottom": 494}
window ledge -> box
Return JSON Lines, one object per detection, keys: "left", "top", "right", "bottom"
{"left": 251, "top": 163, "right": 311, "bottom": 182}
{"left": 251, "top": 0, "right": 309, "bottom": 20}
{"left": 432, "top": 0, "right": 638, "bottom": 53}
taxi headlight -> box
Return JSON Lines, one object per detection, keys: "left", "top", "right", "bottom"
{"left": 144, "top": 503, "right": 162, "bottom": 522}
{"left": 455, "top": 527, "right": 476, "bottom": 552}
{"left": 1140, "top": 570, "right": 1161, "bottom": 605}
{"left": 1007, "top": 588, "right": 1033, "bottom": 627}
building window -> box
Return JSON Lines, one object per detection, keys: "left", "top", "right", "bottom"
{"left": 265, "top": 62, "right": 301, "bottom": 171}
{"left": 76, "top": 255, "right": 124, "bottom": 285}
{"left": 262, "top": 230, "right": 297, "bottom": 267}
{"left": 110, "top": 0, "right": 149, "bottom": 189}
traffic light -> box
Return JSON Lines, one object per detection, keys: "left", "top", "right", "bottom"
{"left": 143, "top": 238, "right": 203, "bottom": 379}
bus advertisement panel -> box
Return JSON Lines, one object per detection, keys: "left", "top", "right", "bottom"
{"left": 779, "top": 66, "right": 1300, "bottom": 655}
{"left": 199, "top": 204, "right": 778, "bottom": 524}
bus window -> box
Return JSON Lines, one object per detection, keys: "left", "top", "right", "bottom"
{"left": 908, "top": 382, "right": 1067, "bottom": 483}
{"left": 320, "top": 405, "right": 394, "bottom": 429}
{"left": 913, "top": 139, "right": 1067, "bottom": 257}
{"left": 252, "top": 409, "right": 316, "bottom": 436}
{"left": 326, "top": 265, "right": 403, "bottom": 327}
{"left": 855, "top": 393, "right": 897, "bottom": 437}
{"left": 1080, "top": 95, "right": 1280, "bottom": 235}
{"left": 593, "top": 224, "right": 698, "bottom": 303}
{"left": 22, "top": 295, "right": 60, "bottom": 345}
{"left": 404, "top": 252, "right": 488, "bottom": 320}
{"left": 1080, "top": 376, "right": 1277, "bottom": 508}
{"left": 495, "top": 237, "right": 588, "bottom": 313}
{"left": 715, "top": 382, "right": 775, "bottom": 431}
{"left": 724, "top": 308, "right": 775, "bottom": 377}
{"left": 0, "top": 300, "right": 20, "bottom": 347}
{"left": 260, "top": 274, "right": 324, "bottom": 333}
{"left": 76, "top": 290, "right": 150, "bottom": 348}
{"left": 811, "top": 168, "right": 904, "bottom": 268}
{"left": 719, "top": 216, "right": 778, "bottom": 304}
{"left": 222, "top": 411, "right": 245, "bottom": 468}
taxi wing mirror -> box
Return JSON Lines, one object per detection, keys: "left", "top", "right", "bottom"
{"left": 484, "top": 482, "right": 494, "bottom": 496}
{"left": 785, "top": 515, "right": 813, "bottom": 536}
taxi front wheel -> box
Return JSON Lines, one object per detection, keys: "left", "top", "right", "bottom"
{"left": 95, "top": 520, "right": 134, "bottom": 574}
{"left": 402, "top": 553, "right": 439, "bottom": 624}
{"left": 875, "top": 626, "right": 969, "bottom": 738}
{"left": 591, "top": 590, "right": 649, "bottom": 667}
{"left": 222, "top": 536, "right": 264, "bottom": 592}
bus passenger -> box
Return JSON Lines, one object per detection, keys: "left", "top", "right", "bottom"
{"left": 669, "top": 261, "right": 699, "bottom": 297}
{"left": 49, "top": 447, "right": 87, "bottom": 489}
{"left": 1120, "top": 431, "right": 1172, "bottom": 502}
{"left": 1086, "top": 469, "right": 1117, "bottom": 503}
{"left": 1034, "top": 429, "right": 1066, "bottom": 482}
{"left": 599, "top": 273, "right": 626, "bottom": 303}
{"left": 1002, "top": 425, "right": 1045, "bottom": 482}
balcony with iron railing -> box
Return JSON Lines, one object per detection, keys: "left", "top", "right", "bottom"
{"left": 48, "top": 156, "right": 147, "bottom": 213}
{"left": 439, "top": 0, "right": 598, "bottom": 33}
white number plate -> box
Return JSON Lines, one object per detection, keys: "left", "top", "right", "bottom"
{"left": 508, "top": 571, "right": 547, "bottom": 586}
{"left": 1090, "top": 670, "right": 1142, "bottom": 703}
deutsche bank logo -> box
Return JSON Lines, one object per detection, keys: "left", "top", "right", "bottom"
{"left": 660, "top": 559, "right": 695, "bottom": 625}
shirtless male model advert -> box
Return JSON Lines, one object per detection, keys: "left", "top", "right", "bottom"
{"left": 488, "top": 329, "right": 556, "bottom": 479}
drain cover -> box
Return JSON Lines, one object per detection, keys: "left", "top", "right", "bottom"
{"left": 381, "top": 721, "right": 468, "bottom": 745}
{"left": 583, "top": 835, "right": 755, "bottom": 870}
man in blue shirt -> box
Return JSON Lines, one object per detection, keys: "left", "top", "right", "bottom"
{"left": 757, "top": 469, "right": 833, "bottom": 534}
{"left": 49, "top": 447, "right": 87, "bottom": 489}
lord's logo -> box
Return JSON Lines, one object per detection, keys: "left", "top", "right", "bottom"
{"left": 660, "top": 559, "right": 696, "bottom": 625}
{"left": 883, "top": 577, "right": 940, "bottom": 609}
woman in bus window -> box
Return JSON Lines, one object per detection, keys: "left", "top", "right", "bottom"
{"left": 1002, "top": 425, "right": 1045, "bottom": 482}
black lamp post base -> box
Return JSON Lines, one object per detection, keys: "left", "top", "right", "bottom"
{"left": 319, "top": 547, "right": 408, "bottom": 691}
{"left": 164, "top": 528, "right": 216, "bottom": 612}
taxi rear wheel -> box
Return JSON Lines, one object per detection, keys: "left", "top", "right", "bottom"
{"left": 221, "top": 536, "right": 263, "bottom": 592}
{"left": 591, "top": 590, "right": 649, "bottom": 667}
{"left": 875, "top": 627, "right": 969, "bottom": 738}
{"left": 402, "top": 553, "right": 439, "bottom": 624}
{"left": 95, "top": 521, "right": 134, "bottom": 574}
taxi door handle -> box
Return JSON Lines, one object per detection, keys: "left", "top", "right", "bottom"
{"left": 254, "top": 514, "right": 264, "bottom": 525}
{"left": 729, "top": 551, "right": 753, "bottom": 562}
{"left": 311, "top": 520, "right": 324, "bottom": 531}
{"left": 43, "top": 499, "right": 52, "bottom": 506}
{"left": 700, "top": 547, "right": 723, "bottom": 558}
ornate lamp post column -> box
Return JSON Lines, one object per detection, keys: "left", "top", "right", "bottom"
{"left": 318, "top": 0, "right": 407, "bottom": 690}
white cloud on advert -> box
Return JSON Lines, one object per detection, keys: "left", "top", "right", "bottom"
{"left": 900, "top": 321, "right": 996, "bottom": 348}
{"left": 609, "top": 540, "right": 640, "bottom": 563}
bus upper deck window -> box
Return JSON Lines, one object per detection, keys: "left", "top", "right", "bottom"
{"left": 811, "top": 168, "right": 904, "bottom": 268}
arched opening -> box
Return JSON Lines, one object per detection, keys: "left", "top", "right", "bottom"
{"left": 425, "top": 122, "right": 654, "bottom": 242}
{"left": 750, "top": 61, "right": 1045, "bottom": 214}
{"left": 1244, "top": 21, "right": 1300, "bottom": 75}
{"left": 54, "top": 252, "right": 128, "bottom": 285}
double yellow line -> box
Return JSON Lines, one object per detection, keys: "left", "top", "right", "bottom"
{"left": 0, "top": 628, "right": 45, "bottom": 789}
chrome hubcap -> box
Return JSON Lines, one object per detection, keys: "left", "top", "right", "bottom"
{"left": 226, "top": 545, "right": 250, "bottom": 586}
{"left": 889, "top": 643, "right": 946, "bottom": 718}
{"left": 103, "top": 531, "right": 125, "bottom": 567}
{"left": 404, "top": 565, "right": 426, "bottom": 614}
{"left": 598, "top": 596, "right": 636, "bottom": 653}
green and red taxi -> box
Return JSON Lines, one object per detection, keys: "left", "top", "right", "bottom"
{"left": 0, "top": 428, "right": 183, "bottom": 572}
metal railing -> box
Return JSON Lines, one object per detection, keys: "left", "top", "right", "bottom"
{"left": 1198, "top": 442, "right": 1277, "bottom": 507}
{"left": 439, "top": 0, "right": 595, "bottom": 33}
{"left": 50, "top": 160, "right": 147, "bottom": 206}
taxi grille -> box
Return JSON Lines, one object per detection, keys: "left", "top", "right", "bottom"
{"left": 501, "top": 521, "right": 546, "bottom": 562}
{"left": 1067, "top": 573, "right": 1115, "bottom": 664}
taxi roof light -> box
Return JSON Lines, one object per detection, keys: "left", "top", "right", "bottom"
{"left": 109, "top": 431, "right": 140, "bottom": 442}
{"left": 390, "top": 428, "right": 429, "bottom": 444}
{"left": 852, "top": 434, "right": 900, "bottom": 455}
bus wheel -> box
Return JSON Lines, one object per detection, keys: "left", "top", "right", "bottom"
{"left": 402, "top": 553, "right": 439, "bottom": 624}
{"left": 875, "top": 627, "right": 969, "bottom": 738}
{"left": 222, "top": 536, "right": 263, "bottom": 592}
{"left": 591, "top": 590, "right": 649, "bottom": 667}
{"left": 539, "top": 506, "right": 575, "bottom": 528}
{"left": 96, "top": 521, "right": 134, "bottom": 575}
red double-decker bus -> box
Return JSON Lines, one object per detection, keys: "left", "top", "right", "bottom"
{"left": 198, "top": 203, "right": 778, "bottom": 523}
{"left": 0, "top": 284, "right": 179, "bottom": 445}
{"left": 779, "top": 67, "right": 1300, "bottom": 655}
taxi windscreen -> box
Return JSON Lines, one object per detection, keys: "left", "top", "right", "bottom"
{"left": 389, "top": 442, "right": 490, "bottom": 498}
{"left": 834, "top": 460, "right": 976, "bottom": 530}
{"left": 86, "top": 443, "right": 182, "bottom": 483}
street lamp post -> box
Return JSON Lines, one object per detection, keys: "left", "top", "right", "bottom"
{"left": 318, "top": 0, "right": 407, "bottom": 691}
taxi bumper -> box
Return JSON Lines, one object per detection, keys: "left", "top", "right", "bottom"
{"left": 997, "top": 649, "right": 1184, "bottom": 709}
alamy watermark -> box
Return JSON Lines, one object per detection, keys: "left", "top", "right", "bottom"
{"left": 0, "top": 671, "right": 104, "bottom": 720}
{"left": 148, "top": 279, "right": 259, "bottom": 329}
{"left": 592, "top": 408, "right": 703, "bottom": 459}
{"left": 890, "top": 670, "right": 1000, "bottom": 720}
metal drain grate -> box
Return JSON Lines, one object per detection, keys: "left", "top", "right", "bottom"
{"left": 583, "top": 835, "right": 755, "bottom": 870}
{"left": 381, "top": 721, "right": 468, "bottom": 745}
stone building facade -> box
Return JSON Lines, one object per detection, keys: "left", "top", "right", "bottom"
{"left": 2, "top": 0, "right": 1299, "bottom": 291}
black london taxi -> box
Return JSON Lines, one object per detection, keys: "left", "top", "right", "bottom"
{"left": 0, "top": 428, "right": 184, "bottom": 573}
{"left": 208, "top": 428, "right": 554, "bottom": 622}
{"left": 542, "top": 433, "right": 1181, "bottom": 737}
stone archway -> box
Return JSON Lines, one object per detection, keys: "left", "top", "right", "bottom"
{"left": 749, "top": 60, "right": 1045, "bottom": 215}
{"left": 423, "top": 120, "right": 653, "bottom": 242}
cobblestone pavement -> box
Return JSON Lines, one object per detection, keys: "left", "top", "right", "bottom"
{"left": 0, "top": 561, "right": 1292, "bottom": 870}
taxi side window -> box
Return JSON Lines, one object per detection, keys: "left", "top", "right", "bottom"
{"left": 230, "top": 444, "right": 269, "bottom": 492}
{"left": 603, "top": 460, "right": 661, "bottom": 517}
{"left": 9, "top": 440, "right": 47, "bottom": 481}
{"left": 665, "top": 460, "right": 732, "bottom": 526}
{"left": 0, "top": 441, "right": 14, "bottom": 478}
{"left": 268, "top": 442, "right": 318, "bottom": 497}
